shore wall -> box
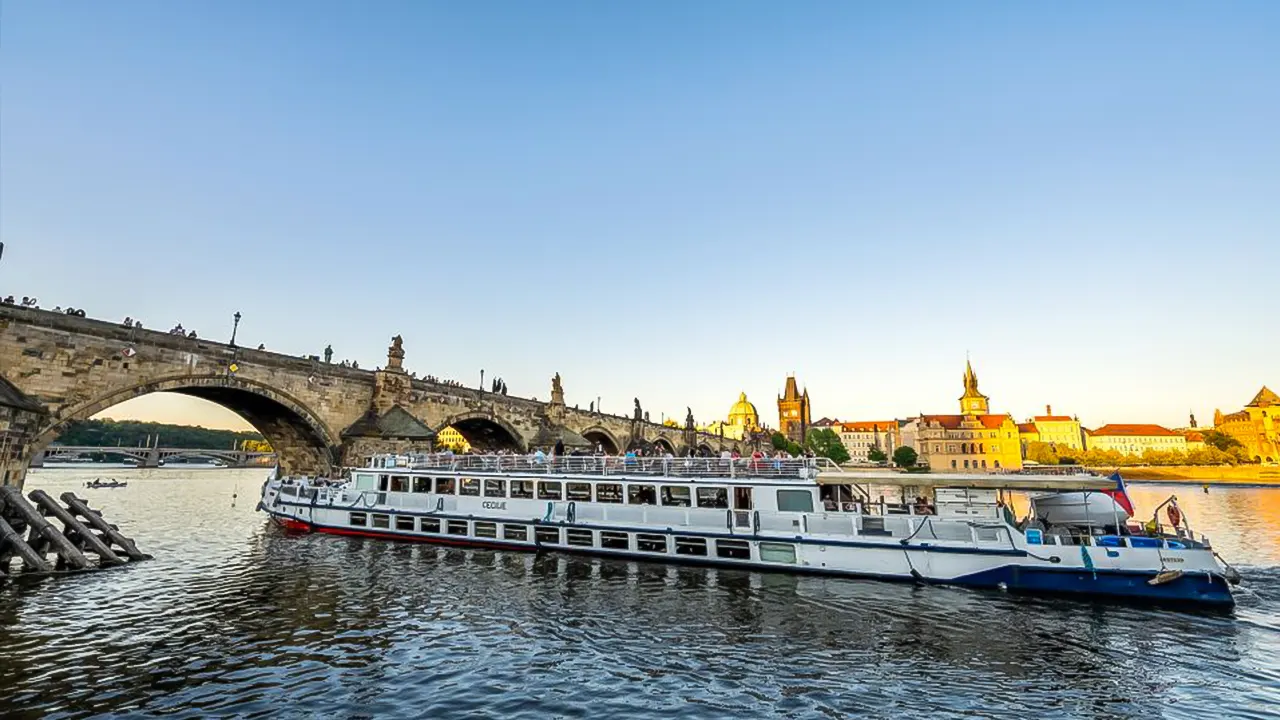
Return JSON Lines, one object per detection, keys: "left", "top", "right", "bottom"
{"left": 1088, "top": 465, "right": 1280, "bottom": 485}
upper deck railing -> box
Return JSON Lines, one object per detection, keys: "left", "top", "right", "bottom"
{"left": 367, "top": 453, "right": 841, "bottom": 482}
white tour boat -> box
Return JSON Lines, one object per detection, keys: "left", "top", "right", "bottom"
{"left": 258, "top": 454, "right": 1240, "bottom": 608}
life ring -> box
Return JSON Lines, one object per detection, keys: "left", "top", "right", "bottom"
{"left": 1167, "top": 503, "right": 1182, "bottom": 528}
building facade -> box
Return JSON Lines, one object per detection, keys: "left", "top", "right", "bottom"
{"left": 777, "top": 375, "right": 811, "bottom": 443}
{"left": 435, "top": 426, "right": 472, "bottom": 453}
{"left": 1086, "top": 424, "right": 1188, "bottom": 456}
{"left": 702, "top": 392, "right": 762, "bottom": 442}
{"left": 833, "top": 421, "right": 899, "bottom": 464}
{"left": 1027, "top": 406, "right": 1084, "bottom": 450}
{"left": 915, "top": 361, "right": 1023, "bottom": 473}
{"left": 1214, "top": 386, "right": 1280, "bottom": 464}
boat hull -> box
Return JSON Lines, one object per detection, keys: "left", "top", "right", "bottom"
{"left": 1031, "top": 491, "right": 1130, "bottom": 527}
{"left": 262, "top": 505, "right": 1234, "bottom": 608}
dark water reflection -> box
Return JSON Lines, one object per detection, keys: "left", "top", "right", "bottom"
{"left": 2, "top": 469, "right": 1278, "bottom": 719}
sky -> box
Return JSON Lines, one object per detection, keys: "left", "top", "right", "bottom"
{"left": 2, "top": 2, "right": 1277, "bottom": 433}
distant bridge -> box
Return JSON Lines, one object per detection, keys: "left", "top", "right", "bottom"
{"left": 33, "top": 446, "right": 276, "bottom": 468}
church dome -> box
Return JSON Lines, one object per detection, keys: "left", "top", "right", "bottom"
{"left": 728, "top": 392, "right": 760, "bottom": 428}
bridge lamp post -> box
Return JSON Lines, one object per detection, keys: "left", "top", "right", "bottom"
{"left": 230, "top": 311, "right": 242, "bottom": 347}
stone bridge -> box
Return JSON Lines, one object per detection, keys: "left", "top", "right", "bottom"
{"left": 0, "top": 305, "right": 747, "bottom": 488}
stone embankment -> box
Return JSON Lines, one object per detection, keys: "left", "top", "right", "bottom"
{"left": 1089, "top": 465, "right": 1280, "bottom": 485}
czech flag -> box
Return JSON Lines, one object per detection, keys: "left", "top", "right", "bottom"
{"left": 1103, "top": 471, "right": 1135, "bottom": 517}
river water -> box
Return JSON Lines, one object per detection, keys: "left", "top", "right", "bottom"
{"left": 2, "top": 468, "right": 1278, "bottom": 719}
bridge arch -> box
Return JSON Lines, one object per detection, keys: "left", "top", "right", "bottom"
{"left": 578, "top": 426, "right": 621, "bottom": 455}
{"left": 651, "top": 437, "right": 677, "bottom": 455}
{"left": 441, "top": 412, "right": 525, "bottom": 452}
{"left": 33, "top": 374, "right": 340, "bottom": 476}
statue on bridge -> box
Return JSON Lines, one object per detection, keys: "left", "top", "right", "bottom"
{"left": 386, "top": 335, "right": 405, "bottom": 371}
{"left": 685, "top": 407, "right": 694, "bottom": 429}
{"left": 550, "top": 373, "right": 564, "bottom": 405}
{"left": 633, "top": 398, "right": 642, "bottom": 421}
{"left": 323, "top": 345, "right": 333, "bottom": 364}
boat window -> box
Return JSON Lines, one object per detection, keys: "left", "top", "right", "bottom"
{"left": 566, "top": 483, "right": 592, "bottom": 501}
{"left": 776, "top": 490, "right": 814, "bottom": 513}
{"left": 660, "top": 486, "right": 691, "bottom": 507}
{"left": 459, "top": 478, "right": 481, "bottom": 497}
{"left": 412, "top": 477, "right": 430, "bottom": 493}
{"left": 566, "top": 529, "right": 594, "bottom": 547}
{"left": 759, "top": 542, "right": 796, "bottom": 563}
{"left": 716, "top": 539, "right": 751, "bottom": 560}
{"left": 371, "top": 514, "right": 391, "bottom": 529}
{"left": 696, "top": 488, "right": 728, "bottom": 509}
{"left": 510, "top": 481, "right": 534, "bottom": 499}
{"left": 535, "top": 527, "right": 561, "bottom": 545}
{"left": 378, "top": 475, "right": 389, "bottom": 492}
{"left": 349, "top": 512, "right": 367, "bottom": 527}
{"left": 596, "top": 483, "right": 623, "bottom": 503}
{"left": 636, "top": 534, "right": 667, "bottom": 553}
{"left": 353, "top": 473, "right": 378, "bottom": 490}
{"left": 395, "top": 516, "right": 415, "bottom": 531}
{"left": 447, "top": 520, "right": 468, "bottom": 536}
{"left": 600, "top": 531, "right": 629, "bottom": 549}
{"left": 435, "top": 478, "right": 456, "bottom": 495}
{"left": 503, "top": 524, "right": 528, "bottom": 541}
{"left": 474, "top": 522, "right": 498, "bottom": 539}
{"left": 675, "top": 537, "right": 707, "bottom": 556}
{"left": 538, "top": 482, "right": 563, "bottom": 500}
{"left": 422, "top": 518, "right": 441, "bottom": 533}
{"left": 389, "top": 475, "right": 410, "bottom": 493}
{"left": 627, "top": 485, "right": 657, "bottom": 505}
{"left": 484, "top": 479, "right": 506, "bottom": 497}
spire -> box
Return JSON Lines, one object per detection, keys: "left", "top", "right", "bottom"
{"left": 959, "top": 358, "right": 990, "bottom": 415}
{"left": 963, "top": 358, "right": 979, "bottom": 395}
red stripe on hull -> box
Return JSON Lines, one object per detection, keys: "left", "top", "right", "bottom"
{"left": 275, "top": 517, "right": 314, "bottom": 532}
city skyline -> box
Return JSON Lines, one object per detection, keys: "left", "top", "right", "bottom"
{"left": 3, "top": 3, "right": 1277, "bottom": 433}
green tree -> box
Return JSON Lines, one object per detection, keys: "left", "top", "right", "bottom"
{"left": 804, "top": 428, "right": 851, "bottom": 464}
{"left": 771, "top": 432, "right": 803, "bottom": 456}
{"left": 52, "top": 418, "right": 263, "bottom": 450}
{"left": 1202, "top": 429, "right": 1244, "bottom": 453}
{"left": 892, "top": 446, "right": 918, "bottom": 468}
{"left": 867, "top": 447, "right": 888, "bottom": 464}
{"left": 1025, "top": 441, "right": 1060, "bottom": 465}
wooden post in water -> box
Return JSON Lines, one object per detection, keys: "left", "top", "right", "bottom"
{"left": 0, "top": 487, "right": 91, "bottom": 570}
{"left": 28, "top": 490, "right": 124, "bottom": 566}
{"left": 59, "top": 492, "right": 150, "bottom": 561}
{"left": 0, "top": 515, "right": 52, "bottom": 573}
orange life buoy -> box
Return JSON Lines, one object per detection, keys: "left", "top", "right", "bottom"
{"left": 1167, "top": 503, "right": 1182, "bottom": 528}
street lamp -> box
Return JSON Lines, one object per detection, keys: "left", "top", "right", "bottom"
{"left": 231, "top": 311, "right": 242, "bottom": 347}
{"left": 480, "top": 369, "right": 485, "bottom": 392}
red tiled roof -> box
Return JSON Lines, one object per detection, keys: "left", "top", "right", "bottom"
{"left": 1184, "top": 431, "right": 1205, "bottom": 442}
{"left": 1033, "top": 415, "right": 1074, "bottom": 422}
{"left": 921, "top": 414, "right": 1012, "bottom": 430}
{"left": 1090, "top": 423, "right": 1180, "bottom": 437}
{"left": 1018, "top": 423, "right": 1039, "bottom": 434}
{"left": 838, "top": 421, "right": 896, "bottom": 432}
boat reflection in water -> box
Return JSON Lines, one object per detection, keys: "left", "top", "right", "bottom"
{"left": 260, "top": 455, "right": 1240, "bottom": 608}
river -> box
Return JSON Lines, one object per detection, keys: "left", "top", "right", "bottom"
{"left": 2, "top": 468, "right": 1278, "bottom": 719}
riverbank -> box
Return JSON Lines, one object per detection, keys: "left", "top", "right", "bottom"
{"left": 1091, "top": 465, "right": 1280, "bottom": 485}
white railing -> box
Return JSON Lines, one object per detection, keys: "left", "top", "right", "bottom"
{"left": 369, "top": 453, "right": 824, "bottom": 481}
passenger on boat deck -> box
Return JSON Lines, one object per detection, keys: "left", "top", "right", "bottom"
{"left": 913, "top": 496, "right": 934, "bottom": 515}
{"left": 823, "top": 497, "right": 838, "bottom": 511}
{"left": 533, "top": 449, "right": 547, "bottom": 464}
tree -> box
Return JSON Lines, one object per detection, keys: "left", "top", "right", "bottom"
{"left": 771, "top": 432, "right": 803, "bottom": 456}
{"left": 1202, "top": 429, "right": 1244, "bottom": 453}
{"left": 867, "top": 447, "right": 888, "bottom": 464}
{"left": 804, "top": 428, "right": 851, "bottom": 464}
{"left": 892, "top": 446, "right": 918, "bottom": 468}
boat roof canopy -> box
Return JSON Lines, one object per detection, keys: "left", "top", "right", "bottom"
{"left": 816, "top": 471, "right": 1115, "bottom": 491}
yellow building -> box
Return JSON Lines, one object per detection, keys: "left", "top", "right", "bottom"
{"left": 1085, "top": 424, "right": 1187, "bottom": 456}
{"left": 239, "top": 439, "right": 274, "bottom": 453}
{"left": 436, "top": 426, "right": 472, "bottom": 453}
{"left": 777, "top": 375, "right": 811, "bottom": 443}
{"left": 1184, "top": 431, "right": 1206, "bottom": 452}
{"left": 703, "top": 392, "right": 762, "bottom": 441}
{"left": 1214, "top": 387, "right": 1280, "bottom": 464}
{"left": 916, "top": 361, "right": 1023, "bottom": 472}
{"left": 834, "top": 421, "right": 899, "bottom": 464}
{"left": 1026, "top": 406, "right": 1084, "bottom": 450}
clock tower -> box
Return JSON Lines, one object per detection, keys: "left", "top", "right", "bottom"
{"left": 959, "top": 359, "right": 989, "bottom": 416}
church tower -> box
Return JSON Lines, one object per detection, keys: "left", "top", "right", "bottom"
{"left": 778, "top": 375, "right": 811, "bottom": 442}
{"left": 959, "top": 359, "right": 989, "bottom": 416}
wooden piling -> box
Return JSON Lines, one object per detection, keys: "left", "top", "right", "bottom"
{"left": 0, "top": 487, "right": 91, "bottom": 570}
{"left": 59, "top": 492, "right": 150, "bottom": 561}
{"left": 28, "top": 490, "right": 124, "bottom": 566}
{"left": 0, "top": 515, "right": 53, "bottom": 573}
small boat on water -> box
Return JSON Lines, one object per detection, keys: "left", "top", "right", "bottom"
{"left": 259, "top": 455, "right": 1241, "bottom": 608}
{"left": 85, "top": 478, "right": 127, "bottom": 489}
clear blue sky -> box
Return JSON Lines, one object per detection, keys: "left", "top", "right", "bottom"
{"left": 2, "top": 2, "right": 1277, "bottom": 432}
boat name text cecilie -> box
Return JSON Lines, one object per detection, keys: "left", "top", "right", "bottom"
{"left": 482, "top": 501, "right": 507, "bottom": 510}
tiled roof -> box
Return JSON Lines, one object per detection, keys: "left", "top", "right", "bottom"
{"left": 0, "top": 376, "right": 44, "bottom": 413}
{"left": 838, "top": 421, "right": 896, "bottom": 432}
{"left": 1248, "top": 386, "right": 1279, "bottom": 408}
{"left": 1090, "top": 423, "right": 1180, "bottom": 437}
{"left": 921, "top": 414, "right": 1012, "bottom": 430}
{"left": 1018, "top": 423, "right": 1039, "bottom": 434}
{"left": 342, "top": 406, "right": 436, "bottom": 439}
{"left": 1184, "top": 431, "right": 1205, "bottom": 442}
{"left": 1033, "top": 415, "right": 1074, "bottom": 422}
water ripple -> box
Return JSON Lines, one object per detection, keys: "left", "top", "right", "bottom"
{"left": 2, "top": 468, "right": 1278, "bottom": 719}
